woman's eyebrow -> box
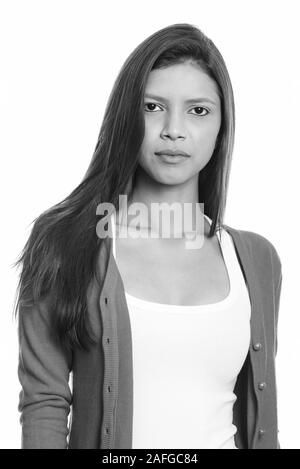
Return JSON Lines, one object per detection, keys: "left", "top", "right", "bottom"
{"left": 144, "top": 94, "right": 218, "bottom": 105}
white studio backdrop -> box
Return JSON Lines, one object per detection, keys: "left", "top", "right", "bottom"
{"left": 0, "top": 0, "right": 298, "bottom": 449}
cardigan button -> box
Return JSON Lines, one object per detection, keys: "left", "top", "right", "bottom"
{"left": 258, "top": 429, "right": 266, "bottom": 438}
{"left": 253, "top": 342, "right": 262, "bottom": 351}
{"left": 258, "top": 382, "right": 267, "bottom": 390}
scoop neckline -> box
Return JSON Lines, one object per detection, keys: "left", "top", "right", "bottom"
{"left": 111, "top": 211, "right": 237, "bottom": 312}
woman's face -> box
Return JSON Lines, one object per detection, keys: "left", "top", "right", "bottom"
{"left": 138, "top": 61, "right": 221, "bottom": 186}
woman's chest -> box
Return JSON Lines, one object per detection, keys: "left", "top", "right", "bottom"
{"left": 114, "top": 234, "right": 230, "bottom": 306}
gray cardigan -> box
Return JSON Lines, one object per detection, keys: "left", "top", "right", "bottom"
{"left": 17, "top": 223, "right": 283, "bottom": 449}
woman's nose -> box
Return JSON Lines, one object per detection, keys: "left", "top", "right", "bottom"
{"left": 161, "top": 112, "right": 186, "bottom": 140}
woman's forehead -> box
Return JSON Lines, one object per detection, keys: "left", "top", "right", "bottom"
{"left": 145, "top": 64, "right": 220, "bottom": 104}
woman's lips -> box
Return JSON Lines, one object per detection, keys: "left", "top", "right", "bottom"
{"left": 155, "top": 153, "right": 189, "bottom": 164}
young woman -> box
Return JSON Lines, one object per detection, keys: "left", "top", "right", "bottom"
{"left": 14, "top": 23, "right": 282, "bottom": 449}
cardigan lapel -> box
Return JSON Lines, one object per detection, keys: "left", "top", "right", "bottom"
{"left": 223, "top": 224, "right": 265, "bottom": 449}
{"left": 222, "top": 224, "right": 262, "bottom": 361}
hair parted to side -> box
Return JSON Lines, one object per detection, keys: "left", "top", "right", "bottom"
{"left": 12, "top": 23, "right": 235, "bottom": 352}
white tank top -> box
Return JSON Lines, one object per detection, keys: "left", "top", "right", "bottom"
{"left": 110, "top": 211, "right": 251, "bottom": 449}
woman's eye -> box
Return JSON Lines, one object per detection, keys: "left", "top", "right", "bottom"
{"left": 144, "top": 102, "right": 161, "bottom": 112}
{"left": 190, "top": 106, "right": 209, "bottom": 116}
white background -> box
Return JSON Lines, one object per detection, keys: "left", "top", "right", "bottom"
{"left": 1, "top": 0, "right": 299, "bottom": 449}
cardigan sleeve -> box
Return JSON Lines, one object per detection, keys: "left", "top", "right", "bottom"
{"left": 272, "top": 246, "right": 283, "bottom": 450}
{"left": 17, "top": 298, "right": 73, "bottom": 449}
{"left": 271, "top": 244, "right": 282, "bottom": 357}
{"left": 275, "top": 267, "right": 282, "bottom": 357}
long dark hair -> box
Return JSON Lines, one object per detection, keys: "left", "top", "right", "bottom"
{"left": 12, "top": 23, "right": 235, "bottom": 352}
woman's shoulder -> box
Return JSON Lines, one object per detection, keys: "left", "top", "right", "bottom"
{"left": 222, "top": 223, "right": 282, "bottom": 275}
